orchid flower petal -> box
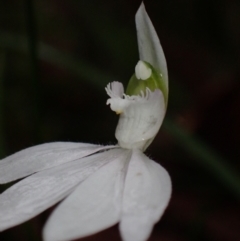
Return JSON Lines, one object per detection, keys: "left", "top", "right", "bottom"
{"left": 136, "top": 3, "right": 168, "bottom": 96}
{"left": 120, "top": 149, "right": 171, "bottom": 241}
{"left": 0, "top": 148, "right": 121, "bottom": 232}
{"left": 0, "top": 142, "right": 115, "bottom": 184}
{"left": 43, "top": 149, "right": 131, "bottom": 241}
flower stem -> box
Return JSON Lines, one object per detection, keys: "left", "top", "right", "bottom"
{"left": 25, "top": 0, "right": 41, "bottom": 142}
{"left": 24, "top": 1, "right": 42, "bottom": 240}
{"left": 0, "top": 50, "right": 6, "bottom": 158}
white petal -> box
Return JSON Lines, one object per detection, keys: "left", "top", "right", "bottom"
{"left": 136, "top": 3, "right": 168, "bottom": 93}
{"left": 0, "top": 142, "right": 114, "bottom": 183}
{"left": 120, "top": 149, "right": 171, "bottom": 241}
{"left": 0, "top": 148, "right": 121, "bottom": 232}
{"left": 43, "top": 149, "right": 131, "bottom": 241}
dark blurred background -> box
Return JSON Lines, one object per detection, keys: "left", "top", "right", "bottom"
{"left": 0, "top": 0, "right": 240, "bottom": 240}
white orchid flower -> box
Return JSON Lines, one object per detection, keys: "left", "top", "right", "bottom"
{"left": 0, "top": 3, "right": 171, "bottom": 241}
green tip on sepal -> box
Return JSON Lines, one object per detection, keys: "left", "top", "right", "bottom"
{"left": 126, "top": 60, "right": 168, "bottom": 104}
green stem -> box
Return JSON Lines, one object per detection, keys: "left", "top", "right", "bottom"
{"left": 25, "top": 0, "right": 41, "bottom": 142}
{"left": 25, "top": 1, "right": 42, "bottom": 240}
{"left": 0, "top": 32, "right": 115, "bottom": 88}
{"left": 0, "top": 50, "right": 5, "bottom": 158}
{"left": 26, "top": 0, "right": 39, "bottom": 80}
{"left": 163, "top": 119, "right": 240, "bottom": 199}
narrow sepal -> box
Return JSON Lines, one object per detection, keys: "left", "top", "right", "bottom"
{"left": 0, "top": 142, "right": 114, "bottom": 184}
